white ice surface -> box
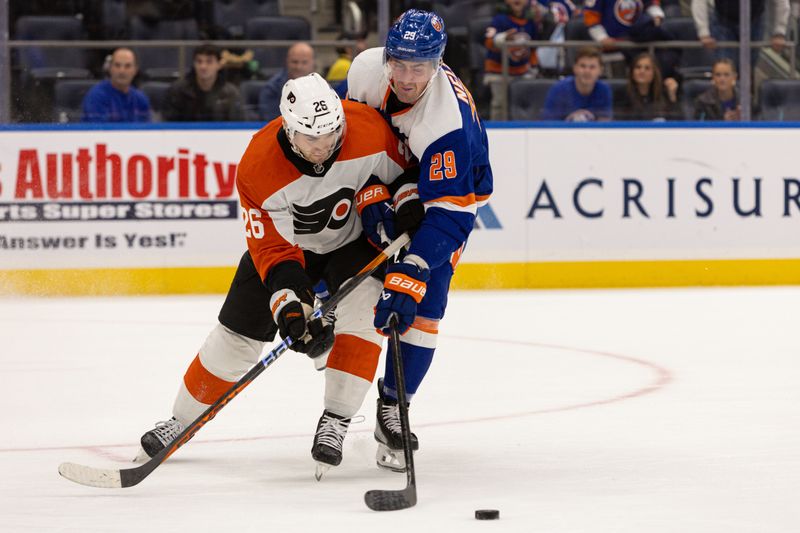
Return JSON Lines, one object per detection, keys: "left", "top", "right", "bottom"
{"left": 1, "top": 288, "right": 799, "bottom": 532}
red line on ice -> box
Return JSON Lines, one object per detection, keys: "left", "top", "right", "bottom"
{"left": 1, "top": 338, "right": 671, "bottom": 455}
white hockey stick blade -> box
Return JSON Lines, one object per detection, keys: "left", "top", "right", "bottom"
{"left": 58, "top": 462, "right": 123, "bottom": 488}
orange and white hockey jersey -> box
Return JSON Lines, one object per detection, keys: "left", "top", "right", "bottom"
{"left": 236, "top": 100, "right": 411, "bottom": 283}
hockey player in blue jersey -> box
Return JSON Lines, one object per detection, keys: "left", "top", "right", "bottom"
{"left": 347, "top": 9, "right": 493, "bottom": 472}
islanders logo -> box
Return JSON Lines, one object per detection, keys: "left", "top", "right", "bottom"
{"left": 431, "top": 16, "right": 443, "bottom": 32}
{"left": 614, "top": 0, "right": 643, "bottom": 26}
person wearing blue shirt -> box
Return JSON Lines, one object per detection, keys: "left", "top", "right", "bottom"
{"left": 81, "top": 48, "right": 151, "bottom": 123}
{"left": 257, "top": 42, "right": 316, "bottom": 122}
{"left": 541, "top": 47, "right": 613, "bottom": 121}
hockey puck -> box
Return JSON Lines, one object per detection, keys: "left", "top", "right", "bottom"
{"left": 475, "top": 509, "right": 500, "bottom": 520}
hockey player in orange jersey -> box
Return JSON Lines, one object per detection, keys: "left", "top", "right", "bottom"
{"left": 137, "top": 73, "right": 417, "bottom": 479}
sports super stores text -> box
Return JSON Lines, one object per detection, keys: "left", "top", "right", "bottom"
{"left": 3, "top": 142, "right": 238, "bottom": 221}
{"left": 1, "top": 125, "right": 799, "bottom": 290}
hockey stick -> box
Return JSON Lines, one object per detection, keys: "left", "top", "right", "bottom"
{"left": 364, "top": 315, "right": 417, "bottom": 511}
{"left": 58, "top": 233, "right": 411, "bottom": 489}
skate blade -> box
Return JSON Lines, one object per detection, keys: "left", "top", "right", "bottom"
{"left": 314, "top": 462, "right": 332, "bottom": 481}
{"left": 132, "top": 447, "right": 151, "bottom": 463}
{"left": 375, "top": 444, "right": 406, "bottom": 473}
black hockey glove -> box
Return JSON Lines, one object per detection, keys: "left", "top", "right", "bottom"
{"left": 271, "top": 290, "right": 333, "bottom": 356}
{"left": 271, "top": 288, "right": 313, "bottom": 352}
{"left": 305, "top": 283, "right": 336, "bottom": 363}
{"left": 268, "top": 261, "right": 328, "bottom": 355}
{"left": 393, "top": 184, "right": 425, "bottom": 237}
{"left": 304, "top": 320, "right": 335, "bottom": 359}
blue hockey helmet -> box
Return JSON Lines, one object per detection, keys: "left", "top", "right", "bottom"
{"left": 385, "top": 9, "right": 447, "bottom": 62}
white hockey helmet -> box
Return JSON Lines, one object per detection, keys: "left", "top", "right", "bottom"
{"left": 280, "top": 73, "right": 346, "bottom": 163}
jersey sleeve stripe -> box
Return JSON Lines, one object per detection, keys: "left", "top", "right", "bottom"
{"left": 584, "top": 10, "right": 602, "bottom": 27}
{"left": 411, "top": 316, "right": 439, "bottom": 334}
{"left": 424, "top": 192, "right": 476, "bottom": 208}
{"left": 424, "top": 202, "right": 477, "bottom": 215}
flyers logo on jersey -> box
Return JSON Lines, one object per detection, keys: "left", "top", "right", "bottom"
{"left": 292, "top": 187, "right": 355, "bottom": 234}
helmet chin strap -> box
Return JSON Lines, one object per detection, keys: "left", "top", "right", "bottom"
{"left": 292, "top": 143, "right": 328, "bottom": 173}
{"left": 283, "top": 123, "right": 344, "bottom": 174}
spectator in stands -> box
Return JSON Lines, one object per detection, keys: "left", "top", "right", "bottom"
{"left": 693, "top": 57, "right": 740, "bottom": 120}
{"left": 81, "top": 47, "right": 151, "bottom": 123}
{"left": 536, "top": 0, "right": 578, "bottom": 75}
{"left": 326, "top": 32, "right": 367, "bottom": 84}
{"left": 617, "top": 52, "right": 679, "bottom": 120}
{"left": 326, "top": 31, "right": 368, "bottom": 98}
{"left": 258, "top": 42, "right": 316, "bottom": 122}
{"left": 691, "top": 0, "right": 789, "bottom": 65}
{"left": 483, "top": 0, "right": 540, "bottom": 120}
{"left": 541, "top": 46, "right": 612, "bottom": 121}
{"left": 583, "top": 0, "right": 680, "bottom": 80}
{"left": 163, "top": 44, "right": 244, "bottom": 121}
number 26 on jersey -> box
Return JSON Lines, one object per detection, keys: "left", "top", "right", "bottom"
{"left": 243, "top": 208, "right": 264, "bottom": 239}
{"left": 429, "top": 150, "right": 456, "bottom": 181}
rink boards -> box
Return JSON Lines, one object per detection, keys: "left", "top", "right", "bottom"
{"left": 0, "top": 123, "right": 798, "bottom": 295}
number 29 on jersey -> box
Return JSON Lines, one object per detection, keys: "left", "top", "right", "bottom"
{"left": 429, "top": 150, "right": 456, "bottom": 181}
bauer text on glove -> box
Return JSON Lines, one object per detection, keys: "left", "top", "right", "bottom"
{"left": 373, "top": 257, "right": 430, "bottom": 335}
{"left": 356, "top": 183, "right": 395, "bottom": 249}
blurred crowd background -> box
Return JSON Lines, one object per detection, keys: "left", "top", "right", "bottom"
{"left": 2, "top": 0, "right": 799, "bottom": 123}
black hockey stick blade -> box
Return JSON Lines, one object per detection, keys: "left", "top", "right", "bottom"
{"left": 364, "top": 484, "right": 417, "bottom": 511}
{"left": 364, "top": 316, "right": 417, "bottom": 511}
{"left": 58, "top": 234, "right": 410, "bottom": 489}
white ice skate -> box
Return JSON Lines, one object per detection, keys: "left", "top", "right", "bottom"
{"left": 374, "top": 379, "right": 418, "bottom": 473}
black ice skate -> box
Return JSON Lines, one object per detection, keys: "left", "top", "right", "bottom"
{"left": 135, "top": 417, "right": 185, "bottom": 462}
{"left": 374, "top": 379, "right": 419, "bottom": 473}
{"left": 312, "top": 410, "right": 352, "bottom": 480}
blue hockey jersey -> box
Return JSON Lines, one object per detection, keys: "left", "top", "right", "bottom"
{"left": 347, "top": 47, "right": 493, "bottom": 270}
{"left": 484, "top": 12, "right": 538, "bottom": 75}
{"left": 583, "top": 0, "right": 663, "bottom": 39}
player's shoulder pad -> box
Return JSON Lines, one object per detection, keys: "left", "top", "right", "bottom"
{"left": 237, "top": 118, "right": 295, "bottom": 193}
{"left": 407, "top": 71, "right": 465, "bottom": 157}
{"left": 242, "top": 118, "right": 282, "bottom": 163}
{"left": 347, "top": 47, "right": 385, "bottom": 102}
{"left": 340, "top": 99, "right": 404, "bottom": 161}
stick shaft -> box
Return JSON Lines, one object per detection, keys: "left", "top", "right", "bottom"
{"left": 62, "top": 234, "right": 410, "bottom": 489}
{"left": 389, "top": 316, "right": 416, "bottom": 488}
{"left": 135, "top": 233, "right": 411, "bottom": 481}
